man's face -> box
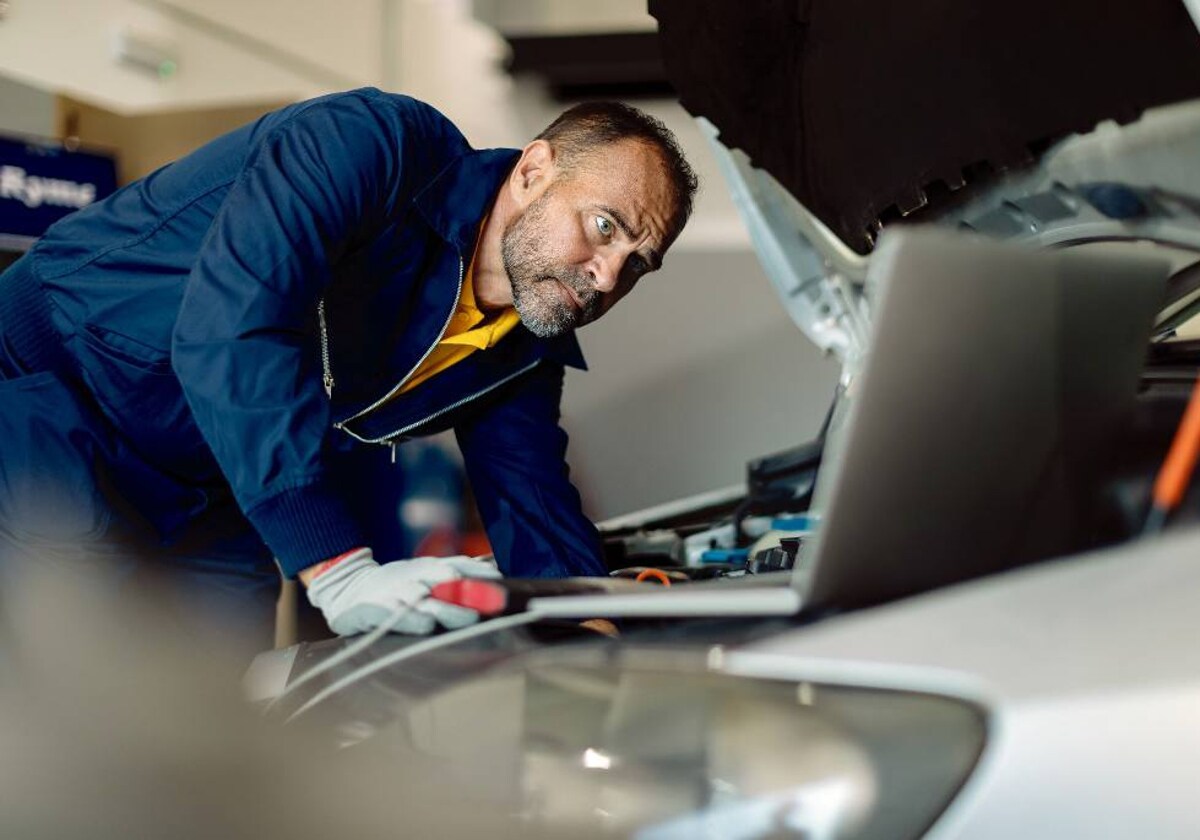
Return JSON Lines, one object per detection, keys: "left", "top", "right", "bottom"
{"left": 501, "top": 140, "right": 676, "bottom": 338}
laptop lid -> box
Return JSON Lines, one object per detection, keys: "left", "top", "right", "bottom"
{"left": 801, "top": 227, "right": 1167, "bottom": 612}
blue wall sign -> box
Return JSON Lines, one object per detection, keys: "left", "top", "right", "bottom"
{"left": 0, "top": 135, "right": 118, "bottom": 241}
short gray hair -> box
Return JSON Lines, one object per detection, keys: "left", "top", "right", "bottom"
{"left": 536, "top": 101, "right": 699, "bottom": 238}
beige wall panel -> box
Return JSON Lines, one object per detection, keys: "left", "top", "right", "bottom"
{"left": 54, "top": 95, "right": 288, "bottom": 184}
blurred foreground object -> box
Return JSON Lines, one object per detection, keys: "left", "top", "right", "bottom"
{"left": 0, "top": 565, "right": 525, "bottom": 840}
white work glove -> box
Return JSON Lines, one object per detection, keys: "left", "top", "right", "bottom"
{"left": 306, "top": 548, "right": 502, "bottom": 636}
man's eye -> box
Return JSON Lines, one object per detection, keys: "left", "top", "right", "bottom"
{"left": 595, "top": 216, "right": 613, "bottom": 237}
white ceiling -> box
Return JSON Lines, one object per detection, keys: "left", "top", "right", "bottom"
{"left": 0, "top": 0, "right": 383, "bottom": 113}
{"left": 0, "top": 0, "right": 751, "bottom": 252}
{"left": 0, "top": 0, "right": 663, "bottom": 114}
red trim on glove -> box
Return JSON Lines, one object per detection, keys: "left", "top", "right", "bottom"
{"left": 430, "top": 579, "right": 508, "bottom": 616}
{"left": 311, "top": 548, "right": 366, "bottom": 580}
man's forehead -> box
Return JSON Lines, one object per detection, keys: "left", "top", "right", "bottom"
{"left": 570, "top": 144, "right": 674, "bottom": 236}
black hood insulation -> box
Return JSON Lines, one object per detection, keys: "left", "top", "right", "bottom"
{"left": 649, "top": 0, "right": 1200, "bottom": 254}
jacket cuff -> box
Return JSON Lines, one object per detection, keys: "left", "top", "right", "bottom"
{"left": 245, "top": 482, "right": 366, "bottom": 578}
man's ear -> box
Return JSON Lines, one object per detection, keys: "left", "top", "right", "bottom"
{"left": 509, "top": 139, "right": 556, "bottom": 206}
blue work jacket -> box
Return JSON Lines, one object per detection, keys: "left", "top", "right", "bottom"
{"left": 8, "top": 88, "right": 604, "bottom": 579}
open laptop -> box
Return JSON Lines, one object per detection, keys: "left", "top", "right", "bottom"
{"left": 524, "top": 227, "right": 1168, "bottom": 619}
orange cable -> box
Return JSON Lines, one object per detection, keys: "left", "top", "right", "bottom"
{"left": 1152, "top": 373, "right": 1200, "bottom": 511}
{"left": 634, "top": 568, "right": 672, "bottom": 586}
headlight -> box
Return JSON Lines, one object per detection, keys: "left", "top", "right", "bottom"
{"left": 345, "top": 649, "right": 986, "bottom": 839}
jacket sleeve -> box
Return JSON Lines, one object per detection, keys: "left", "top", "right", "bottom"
{"left": 454, "top": 362, "right": 606, "bottom": 578}
{"left": 171, "top": 93, "right": 413, "bottom": 577}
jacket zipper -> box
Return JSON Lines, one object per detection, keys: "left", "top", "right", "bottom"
{"left": 317, "top": 299, "right": 334, "bottom": 396}
{"left": 320, "top": 255, "right": 464, "bottom": 425}
{"left": 318, "top": 255, "right": 538, "bottom": 450}
{"left": 338, "top": 357, "right": 541, "bottom": 447}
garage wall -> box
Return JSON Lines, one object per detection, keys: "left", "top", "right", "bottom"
{"left": 0, "top": 75, "right": 55, "bottom": 138}
{"left": 563, "top": 251, "right": 840, "bottom": 520}
{"left": 55, "top": 95, "right": 288, "bottom": 184}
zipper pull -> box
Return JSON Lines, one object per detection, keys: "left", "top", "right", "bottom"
{"left": 390, "top": 442, "right": 398, "bottom": 464}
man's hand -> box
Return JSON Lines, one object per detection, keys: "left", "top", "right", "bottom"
{"left": 304, "top": 548, "right": 502, "bottom": 636}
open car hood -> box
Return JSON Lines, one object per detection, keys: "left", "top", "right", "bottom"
{"left": 650, "top": 0, "right": 1200, "bottom": 372}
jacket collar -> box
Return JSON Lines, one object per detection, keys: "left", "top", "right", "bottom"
{"left": 409, "top": 145, "right": 587, "bottom": 373}
{"left": 413, "top": 147, "right": 520, "bottom": 253}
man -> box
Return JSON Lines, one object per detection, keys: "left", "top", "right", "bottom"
{"left": 0, "top": 88, "right": 697, "bottom": 642}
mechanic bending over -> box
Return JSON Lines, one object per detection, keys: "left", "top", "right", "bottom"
{"left": 0, "top": 89, "right": 697, "bottom": 645}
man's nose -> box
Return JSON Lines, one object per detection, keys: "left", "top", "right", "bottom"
{"left": 588, "top": 252, "right": 622, "bottom": 294}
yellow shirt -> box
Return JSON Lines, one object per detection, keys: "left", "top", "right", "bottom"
{"left": 397, "top": 251, "right": 521, "bottom": 395}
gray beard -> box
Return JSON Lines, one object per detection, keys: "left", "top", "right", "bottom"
{"left": 501, "top": 195, "right": 600, "bottom": 338}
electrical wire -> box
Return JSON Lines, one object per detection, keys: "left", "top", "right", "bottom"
{"left": 285, "top": 610, "right": 546, "bottom": 724}
{"left": 634, "top": 568, "right": 673, "bottom": 586}
{"left": 1144, "top": 372, "right": 1200, "bottom": 535}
